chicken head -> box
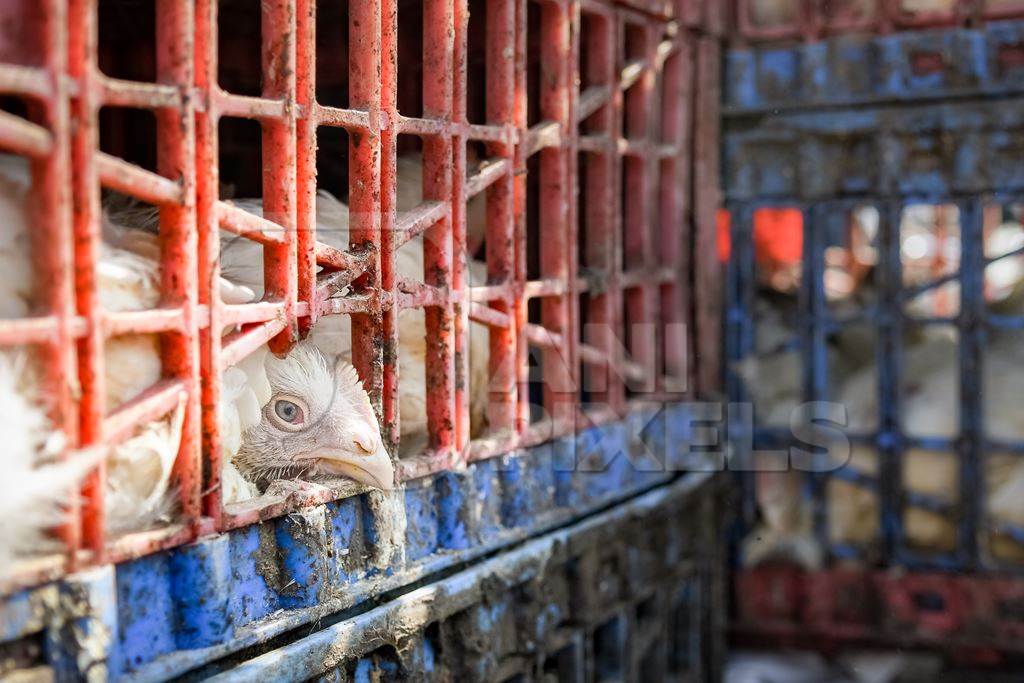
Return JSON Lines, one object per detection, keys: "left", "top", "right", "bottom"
{"left": 232, "top": 342, "right": 395, "bottom": 491}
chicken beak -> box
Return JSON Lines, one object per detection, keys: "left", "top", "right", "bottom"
{"left": 307, "top": 445, "right": 395, "bottom": 490}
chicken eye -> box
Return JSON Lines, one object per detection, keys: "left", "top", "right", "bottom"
{"left": 266, "top": 395, "right": 308, "bottom": 432}
{"left": 275, "top": 400, "right": 303, "bottom": 423}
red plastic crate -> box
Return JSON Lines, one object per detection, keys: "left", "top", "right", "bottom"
{"left": 0, "top": 0, "right": 719, "bottom": 593}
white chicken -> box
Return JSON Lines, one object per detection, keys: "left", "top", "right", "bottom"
{"left": 739, "top": 204, "right": 1023, "bottom": 567}
{"left": 104, "top": 219, "right": 403, "bottom": 507}
{"left": 0, "top": 145, "right": 501, "bottom": 569}
{"left": 831, "top": 325, "right": 1024, "bottom": 561}
{"left": 0, "top": 353, "right": 103, "bottom": 568}
{"left": 738, "top": 299, "right": 874, "bottom": 568}
{"left": 214, "top": 154, "right": 492, "bottom": 473}
{"left": 745, "top": 322, "right": 1024, "bottom": 567}
{"left": 0, "top": 153, "right": 196, "bottom": 562}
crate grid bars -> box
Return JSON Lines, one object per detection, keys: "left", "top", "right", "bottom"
{"left": 0, "top": 0, "right": 204, "bottom": 583}
{"left": 196, "top": 0, "right": 306, "bottom": 532}
{"left": 570, "top": 1, "right": 701, "bottom": 442}
{"left": 732, "top": 0, "right": 1024, "bottom": 44}
{"left": 723, "top": 13, "right": 1024, "bottom": 650}
{"left": 0, "top": 0, "right": 712, "bottom": 592}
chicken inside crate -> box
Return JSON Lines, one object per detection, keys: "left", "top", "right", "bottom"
{"left": 733, "top": 202, "right": 1024, "bottom": 567}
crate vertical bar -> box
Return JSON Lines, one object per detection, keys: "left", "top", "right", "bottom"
{"left": 621, "top": 17, "right": 657, "bottom": 397}
{"left": 422, "top": 0, "right": 456, "bottom": 456}
{"left": 295, "top": 0, "right": 317, "bottom": 341}
{"left": 486, "top": 0, "right": 519, "bottom": 435}
{"left": 538, "top": 0, "right": 574, "bottom": 432}
{"left": 608, "top": 7, "right": 627, "bottom": 416}
{"left": 877, "top": 200, "right": 905, "bottom": 562}
{"left": 348, "top": 0, "right": 383, "bottom": 408}
{"left": 68, "top": 0, "right": 107, "bottom": 557}
{"left": 566, "top": 0, "right": 581, "bottom": 433}
{"left": 195, "top": 0, "right": 223, "bottom": 525}
{"left": 725, "top": 202, "right": 757, "bottom": 527}
{"left": 692, "top": 34, "right": 721, "bottom": 397}
{"left": 606, "top": 6, "right": 622, "bottom": 417}
{"left": 959, "top": 197, "right": 984, "bottom": 568}
{"left": 260, "top": 0, "right": 298, "bottom": 357}
{"left": 380, "top": 0, "right": 400, "bottom": 453}
{"left": 580, "top": 5, "right": 622, "bottom": 416}
{"left": 803, "top": 203, "right": 829, "bottom": 549}
{"left": 658, "top": 35, "right": 693, "bottom": 395}
{"left": 154, "top": 0, "right": 199, "bottom": 531}
{"left": 28, "top": 0, "right": 79, "bottom": 562}
{"left": 451, "top": 0, "right": 470, "bottom": 454}
{"left": 513, "top": 0, "right": 529, "bottom": 434}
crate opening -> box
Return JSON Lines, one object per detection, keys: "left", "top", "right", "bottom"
{"left": 103, "top": 395, "right": 187, "bottom": 537}
{"left": 900, "top": 203, "right": 961, "bottom": 319}
{"left": 982, "top": 323, "right": 1024, "bottom": 565}
{"left": 98, "top": 0, "right": 157, "bottom": 82}
{"left": 315, "top": 1, "right": 350, "bottom": 109}
{"left": 99, "top": 106, "right": 158, "bottom": 174}
{"left": 984, "top": 451, "right": 1024, "bottom": 565}
{"left": 578, "top": 10, "right": 609, "bottom": 135}
{"left": 900, "top": 324, "right": 959, "bottom": 439}
{"left": 621, "top": 22, "right": 648, "bottom": 142}
{"left": 902, "top": 449, "right": 960, "bottom": 555}
{"left": 899, "top": 0, "right": 959, "bottom": 19}
{"left": 464, "top": 139, "right": 488, "bottom": 261}
{"left": 668, "top": 583, "right": 697, "bottom": 673}
{"left": 827, "top": 445, "right": 880, "bottom": 551}
{"left": 745, "top": 0, "right": 801, "bottom": 29}
{"left": 396, "top": 0, "right": 424, "bottom": 119}
{"left": 465, "top": 0, "right": 487, "bottom": 125}
{"left": 592, "top": 616, "right": 625, "bottom": 682}
{"left": 315, "top": 125, "right": 351, "bottom": 209}
{"left": 984, "top": 201, "right": 1024, "bottom": 313}
{"left": 217, "top": 0, "right": 263, "bottom": 97}
{"left": 217, "top": 116, "right": 269, "bottom": 301}
{"left": 543, "top": 643, "right": 579, "bottom": 679}
{"left": 218, "top": 116, "right": 263, "bottom": 200}
{"left": 741, "top": 206, "right": 803, "bottom": 427}
{"left": 822, "top": 0, "right": 877, "bottom": 25}
{"left": 825, "top": 205, "right": 878, "bottom": 312}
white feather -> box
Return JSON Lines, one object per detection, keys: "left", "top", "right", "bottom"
{"left": 221, "top": 460, "right": 260, "bottom": 504}
{"left": 105, "top": 399, "right": 186, "bottom": 534}
{"left": 219, "top": 348, "right": 273, "bottom": 505}
{"left": 0, "top": 352, "right": 99, "bottom": 566}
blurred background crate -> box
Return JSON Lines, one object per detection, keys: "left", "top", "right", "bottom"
{"left": 726, "top": 0, "right": 1024, "bottom": 670}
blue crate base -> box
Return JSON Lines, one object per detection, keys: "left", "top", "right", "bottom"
{"left": 0, "top": 403, "right": 713, "bottom": 681}
{"left": 205, "top": 468, "right": 726, "bottom": 682}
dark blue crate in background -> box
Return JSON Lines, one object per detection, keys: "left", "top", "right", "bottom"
{"left": 725, "top": 20, "right": 1024, "bottom": 114}
{"left": 726, "top": 17, "right": 1024, "bottom": 658}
